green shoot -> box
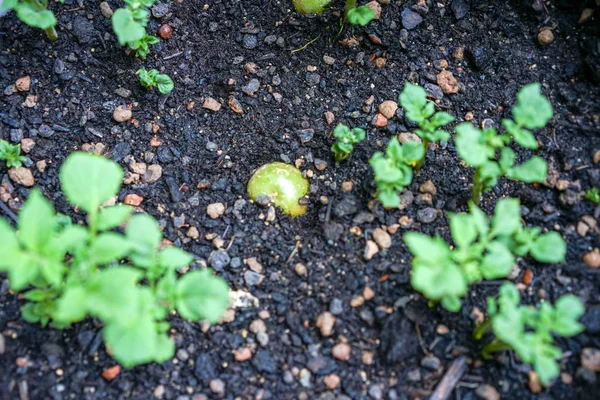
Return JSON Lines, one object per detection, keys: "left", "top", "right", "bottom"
{"left": 112, "top": 0, "right": 159, "bottom": 59}
{"left": 455, "top": 83, "right": 553, "bottom": 204}
{"left": 292, "top": 0, "right": 375, "bottom": 26}
{"left": 1, "top": 0, "right": 64, "bottom": 40}
{"left": 369, "top": 137, "right": 424, "bottom": 208}
{"left": 399, "top": 82, "right": 455, "bottom": 170}
{"left": 404, "top": 198, "right": 566, "bottom": 312}
{"left": 585, "top": 188, "right": 599, "bottom": 204}
{"left": 0, "top": 152, "right": 230, "bottom": 368}
{"left": 0, "top": 140, "right": 26, "bottom": 168}
{"left": 330, "top": 123, "right": 365, "bottom": 162}
{"left": 475, "top": 282, "right": 584, "bottom": 386}
{"left": 137, "top": 68, "right": 174, "bottom": 94}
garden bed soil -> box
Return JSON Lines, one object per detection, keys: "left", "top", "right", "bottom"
{"left": 1, "top": 0, "right": 600, "bottom": 399}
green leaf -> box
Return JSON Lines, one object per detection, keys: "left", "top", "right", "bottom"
{"left": 331, "top": 142, "right": 353, "bottom": 162}
{"left": 15, "top": 4, "right": 57, "bottom": 29}
{"left": 18, "top": 189, "right": 56, "bottom": 253}
{"left": 512, "top": 83, "right": 553, "bottom": 129}
{"left": 347, "top": 5, "right": 375, "bottom": 26}
{"left": 86, "top": 267, "right": 143, "bottom": 323}
{"left": 449, "top": 214, "right": 477, "bottom": 248}
{"left": 159, "top": 247, "right": 194, "bottom": 270}
{"left": 400, "top": 141, "right": 425, "bottom": 165}
{"left": 404, "top": 233, "right": 451, "bottom": 264}
{"left": 333, "top": 124, "right": 351, "bottom": 141}
{"left": 88, "top": 232, "right": 132, "bottom": 265}
{"left": 155, "top": 74, "right": 174, "bottom": 94}
{"left": 126, "top": 213, "right": 162, "bottom": 268}
{"left": 503, "top": 119, "right": 538, "bottom": 149}
{"left": 60, "top": 152, "right": 124, "bottom": 214}
{"left": 175, "top": 269, "right": 230, "bottom": 323}
{"left": 104, "top": 314, "right": 159, "bottom": 368}
{"left": 112, "top": 8, "right": 146, "bottom": 45}
{"left": 292, "top": 0, "right": 330, "bottom": 14}
{"left": 552, "top": 295, "right": 584, "bottom": 337}
{"left": 530, "top": 232, "right": 566, "bottom": 263}
{"left": 48, "top": 225, "right": 89, "bottom": 259}
{"left": 7, "top": 255, "right": 38, "bottom": 291}
{"left": 0, "top": 219, "right": 19, "bottom": 260}
{"left": 491, "top": 198, "right": 521, "bottom": 237}
{"left": 507, "top": 156, "right": 547, "bottom": 183}
{"left": 431, "top": 112, "right": 455, "bottom": 127}
{"left": 498, "top": 147, "right": 516, "bottom": 172}
{"left": 455, "top": 123, "right": 491, "bottom": 166}
{"left": 349, "top": 128, "right": 366, "bottom": 143}
{"left": 41, "top": 261, "right": 64, "bottom": 287}
{"left": 378, "top": 189, "right": 400, "bottom": 208}
{"left": 480, "top": 242, "right": 515, "bottom": 279}
{"left": 53, "top": 287, "right": 88, "bottom": 324}
{"left": 97, "top": 205, "right": 133, "bottom": 231}
{"left": 1, "top": 0, "right": 17, "bottom": 11}
{"left": 399, "top": 83, "right": 427, "bottom": 123}
{"left": 411, "top": 260, "right": 467, "bottom": 304}
{"left": 441, "top": 296, "right": 462, "bottom": 312}
{"left": 153, "top": 333, "right": 176, "bottom": 364}
{"left": 468, "top": 202, "right": 489, "bottom": 236}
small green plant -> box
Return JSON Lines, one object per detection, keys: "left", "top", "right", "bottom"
{"left": 292, "top": 0, "right": 375, "bottom": 26}
{"left": 369, "top": 137, "right": 424, "bottom": 208}
{"left": 137, "top": 68, "right": 174, "bottom": 94}
{"left": 585, "top": 187, "right": 599, "bottom": 204}
{"left": 404, "top": 198, "right": 566, "bottom": 311}
{"left": 330, "top": 123, "right": 365, "bottom": 162}
{"left": 112, "top": 0, "right": 159, "bottom": 59}
{"left": 399, "top": 82, "right": 455, "bottom": 170}
{"left": 0, "top": 0, "right": 63, "bottom": 40}
{"left": 474, "top": 282, "right": 584, "bottom": 386}
{"left": 0, "top": 152, "right": 230, "bottom": 368}
{"left": 0, "top": 139, "right": 26, "bottom": 168}
{"left": 455, "top": 83, "right": 552, "bottom": 204}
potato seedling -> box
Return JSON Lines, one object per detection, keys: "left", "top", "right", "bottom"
{"left": 455, "top": 83, "right": 553, "bottom": 204}
{"left": 112, "top": 0, "right": 159, "bottom": 59}
{"left": 137, "top": 68, "right": 174, "bottom": 94}
{"left": 1, "top": 0, "right": 63, "bottom": 40}
{"left": 399, "top": 82, "right": 455, "bottom": 170}
{"left": 247, "top": 162, "right": 309, "bottom": 217}
{"left": 0, "top": 152, "right": 230, "bottom": 368}
{"left": 585, "top": 187, "right": 599, "bottom": 204}
{"left": 0, "top": 139, "right": 26, "bottom": 168}
{"left": 331, "top": 123, "right": 365, "bottom": 162}
{"left": 369, "top": 137, "right": 424, "bottom": 208}
{"left": 404, "top": 198, "right": 566, "bottom": 311}
{"left": 292, "top": 0, "right": 375, "bottom": 26}
{"left": 474, "top": 282, "right": 584, "bottom": 386}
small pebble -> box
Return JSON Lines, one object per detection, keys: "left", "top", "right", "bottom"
{"left": 332, "top": 343, "right": 351, "bottom": 361}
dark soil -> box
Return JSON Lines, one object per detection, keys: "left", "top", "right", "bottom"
{"left": 1, "top": 0, "right": 600, "bottom": 399}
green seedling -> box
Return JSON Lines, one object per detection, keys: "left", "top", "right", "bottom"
{"left": 369, "top": 137, "right": 424, "bottom": 208}
{"left": 474, "top": 282, "right": 584, "bottom": 386}
{"left": 399, "top": 82, "right": 455, "bottom": 170}
{"left": 331, "top": 123, "right": 365, "bottom": 162}
{"left": 292, "top": 0, "right": 375, "bottom": 26}
{"left": 0, "top": 139, "right": 26, "bottom": 168}
{"left": 0, "top": 152, "right": 230, "bottom": 368}
{"left": 585, "top": 188, "right": 599, "bottom": 204}
{"left": 455, "top": 83, "right": 553, "bottom": 204}
{"left": 247, "top": 162, "right": 310, "bottom": 217}
{"left": 1, "top": 0, "right": 63, "bottom": 40}
{"left": 404, "top": 198, "right": 566, "bottom": 312}
{"left": 112, "top": 0, "right": 159, "bottom": 59}
{"left": 137, "top": 68, "right": 174, "bottom": 94}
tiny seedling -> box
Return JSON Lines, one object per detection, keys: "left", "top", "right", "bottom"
{"left": 137, "top": 68, "right": 174, "bottom": 94}
{"left": 455, "top": 83, "right": 553, "bottom": 204}
{"left": 399, "top": 82, "right": 455, "bottom": 170}
{"left": 1, "top": 0, "right": 63, "bottom": 40}
{"left": 0, "top": 139, "right": 26, "bottom": 168}
{"left": 474, "top": 282, "right": 584, "bottom": 386}
{"left": 112, "top": 0, "right": 159, "bottom": 59}
{"left": 585, "top": 187, "right": 599, "bottom": 204}
{"left": 404, "top": 198, "right": 566, "bottom": 311}
{"left": 331, "top": 123, "right": 365, "bottom": 162}
{"left": 369, "top": 137, "right": 424, "bottom": 208}
{"left": 0, "top": 151, "right": 230, "bottom": 368}
{"left": 292, "top": 0, "right": 375, "bottom": 26}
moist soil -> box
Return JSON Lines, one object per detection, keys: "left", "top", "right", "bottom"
{"left": 1, "top": 0, "right": 600, "bottom": 399}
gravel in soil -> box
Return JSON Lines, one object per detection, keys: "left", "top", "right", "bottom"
{"left": 1, "top": 1, "right": 600, "bottom": 399}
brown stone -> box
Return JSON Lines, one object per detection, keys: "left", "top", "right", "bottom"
{"left": 332, "top": 343, "right": 351, "bottom": 361}
{"left": 202, "top": 97, "right": 222, "bottom": 112}
{"left": 372, "top": 113, "right": 388, "bottom": 127}
{"left": 15, "top": 76, "right": 31, "bottom": 92}
{"left": 8, "top": 167, "right": 34, "bottom": 187}
{"left": 124, "top": 194, "right": 143, "bottom": 206}
{"left": 378, "top": 100, "right": 398, "bottom": 119}
{"left": 437, "top": 70, "right": 459, "bottom": 94}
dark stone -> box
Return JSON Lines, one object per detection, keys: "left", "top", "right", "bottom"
{"left": 108, "top": 142, "right": 131, "bottom": 162}
{"left": 165, "top": 176, "right": 181, "bottom": 202}
{"left": 380, "top": 311, "right": 419, "bottom": 364}
{"left": 353, "top": 211, "right": 374, "bottom": 225}
{"left": 72, "top": 17, "right": 98, "bottom": 45}
{"left": 465, "top": 46, "right": 492, "bottom": 70}
{"left": 194, "top": 353, "right": 216, "bottom": 385}
{"left": 417, "top": 208, "right": 437, "bottom": 223}
{"left": 252, "top": 350, "right": 277, "bottom": 373}
{"left": 158, "top": 146, "right": 174, "bottom": 163}
{"left": 38, "top": 125, "right": 54, "bottom": 138}
{"left": 297, "top": 129, "right": 314, "bottom": 143}
{"left": 9, "top": 129, "right": 23, "bottom": 142}
{"left": 307, "top": 356, "right": 337, "bottom": 375}
{"left": 401, "top": 9, "right": 423, "bottom": 30}
{"left": 323, "top": 222, "right": 344, "bottom": 242}
{"left": 333, "top": 195, "right": 359, "bottom": 218}
{"left": 582, "top": 307, "right": 600, "bottom": 334}
{"left": 424, "top": 83, "right": 444, "bottom": 100}
{"left": 451, "top": 0, "right": 470, "bottom": 20}
{"left": 243, "top": 34, "right": 258, "bottom": 49}
{"left": 209, "top": 250, "right": 231, "bottom": 271}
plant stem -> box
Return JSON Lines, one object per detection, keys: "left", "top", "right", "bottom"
{"left": 472, "top": 168, "right": 482, "bottom": 205}
{"left": 473, "top": 318, "right": 492, "bottom": 340}
{"left": 415, "top": 139, "right": 429, "bottom": 172}
{"left": 481, "top": 338, "right": 512, "bottom": 359}
{"left": 45, "top": 26, "right": 58, "bottom": 41}
{"left": 344, "top": 0, "right": 356, "bottom": 19}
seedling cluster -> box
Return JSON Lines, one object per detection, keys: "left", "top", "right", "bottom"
{"left": 0, "top": 139, "right": 26, "bottom": 168}
{"left": 475, "top": 283, "right": 584, "bottom": 385}
{"left": 293, "top": 0, "right": 376, "bottom": 26}
{"left": 112, "top": 0, "right": 159, "bottom": 59}
{"left": 404, "top": 198, "right": 566, "bottom": 311}
{"left": 0, "top": 152, "right": 230, "bottom": 367}
{"left": 137, "top": 68, "right": 174, "bottom": 94}
{"left": 331, "top": 123, "right": 365, "bottom": 162}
